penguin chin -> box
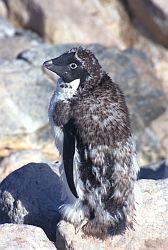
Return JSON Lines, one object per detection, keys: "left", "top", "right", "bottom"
{"left": 58, "top": 78, "right": 80, "bottom": 93}
{"left": 69, "top": 78, "right": 80, "bottom": 92}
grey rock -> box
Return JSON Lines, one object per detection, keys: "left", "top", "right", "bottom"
{"left": 0, "top": 224, "right": 56, "bottom": 249}
{"left": 56, "top": 179, "right": 168, "bottom": 250}
{"left": 0, "top": 58, "right": 56, "bottom": 160}
{"left": 0, "top": 162, "right": 75, "bottom": 241}
{"left": 0, "top": 60, "right": 51, "bottom": 136}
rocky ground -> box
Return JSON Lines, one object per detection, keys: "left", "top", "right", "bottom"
{"left": 56, "top": 178, "right": 168, "bottom": 250}
{"left": 0, "top": 162, "right": 168, "bottom": 250}
{"left": 0, "top": 224, "right": 56, "bottom": 250}
{"left": 0, "top": 0, "right": 168, "bottom": 249}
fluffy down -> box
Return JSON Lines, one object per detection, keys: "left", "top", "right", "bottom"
{"left": 47, "top": 47, "right": 139, "bottom": 238}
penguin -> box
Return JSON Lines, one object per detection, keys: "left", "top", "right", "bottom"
{"left": 43, "top": 47, "right": 139, "bottom": 238}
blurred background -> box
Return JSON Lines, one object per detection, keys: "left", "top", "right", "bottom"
{"left": 0, "top": 0, "right": 168, "bottom": 181}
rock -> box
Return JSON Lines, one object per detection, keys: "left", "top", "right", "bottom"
{"left": 4, "top": 0, "right": 136, "bottom": 48}
{"left": 4, "top": 0, "right": 168, "bottom": 105}
{"left": 151, "top": 110, "right": 168, "bottom": 158}
{"left": 155, "top": 52, "right": 168, "bottom": 97}
{"left": 1, "top": 160, "right": 167, "bottom": 248}
{"left": 0, "top": 162, "right": 74, "bottom": 241}
{"left": 0, "top": 28, "right": 43, "bottom": 60}
{"left": 138, "top": 159, "right": 168, "bottom": 180}
{"left": 121, "top": 1, "right": 168, "bottom": 110}
{"left": 0, "top": 224, "right": 56, "bottom": 249}
{"left": 0, "top": 162, "right": 75, "bottom": 241}
{"left": 0, "top": 150, "right": 47, "bottom": 181}
{"left": 0, "top": 16, "right": 43, "bottom": 60}
{"left": 0, "top": 16, "right": 15, "bottom": 38}
{"left": 0, "top": 58, "right": 57, "bottom": 160}
{"left": 56, "top": 179, "right": 168, "bottom": 250}
{"left": 127, "top": 0, "right": 168, "bottom": 48}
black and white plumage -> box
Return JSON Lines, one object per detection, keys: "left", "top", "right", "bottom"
{"left": 43, "top": 47, "right": 139, "bottom": 238}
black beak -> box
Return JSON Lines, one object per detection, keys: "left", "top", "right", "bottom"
{"left": 43, "top": 59, "right": 53, "bottom": 69}
{"left": 43, "top": 59, "right": 65, "bottom": 81}
{"left": 43, "top": 59, "right": 61, "bottom": 75}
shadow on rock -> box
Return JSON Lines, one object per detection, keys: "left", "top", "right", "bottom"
{"left": 0, "top": 162, "right": 73, "bottom": 241}
{"left": 138, "top": 159, "right": 168, "bottom": 180}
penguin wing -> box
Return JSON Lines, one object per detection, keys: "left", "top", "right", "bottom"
{"left": 63, "top": 122, "right": 78, "bottom": 198}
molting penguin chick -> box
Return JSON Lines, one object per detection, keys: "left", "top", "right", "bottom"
{"left": 43, "top": 47, "right": 139, "bottom": 238}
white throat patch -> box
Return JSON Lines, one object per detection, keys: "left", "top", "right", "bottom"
{"left": 69, "top": 78, "right": 80, "bottom": 94}
{"left": 56, "top": 78, "right": 80, "bottom": 100}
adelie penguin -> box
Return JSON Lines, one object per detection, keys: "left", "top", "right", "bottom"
{"left": 43, "top": 47, "right": 139, "bottom": 238}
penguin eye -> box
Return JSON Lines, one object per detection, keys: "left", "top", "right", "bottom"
{"left": 69, "top": 63, "right": 77, "bottom": 69}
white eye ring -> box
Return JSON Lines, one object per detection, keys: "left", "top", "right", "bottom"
{"left": 70, "top": 63, "right": 77, "bottom": 69}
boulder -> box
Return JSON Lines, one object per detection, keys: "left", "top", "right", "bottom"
{"left": 0, "top": 58, "right": 57, "bottom": 160}
{"left": 0, "top": 162, "right": 75, "bottom": 241}
{"left": 4, "top": 0, "right": 135, "bottom": 48}
{"left": 0, "top": 224, "right": 56, "bottom": 249}
{"left": 56, "top": 179, "right": 168, "bottom": 250}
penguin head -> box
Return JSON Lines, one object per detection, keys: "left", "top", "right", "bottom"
{"left": 43, "top": 50, "right": 88, "bottom": 84}
{"left": 43, "top": 47, "right": 103, "bottom": 90}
